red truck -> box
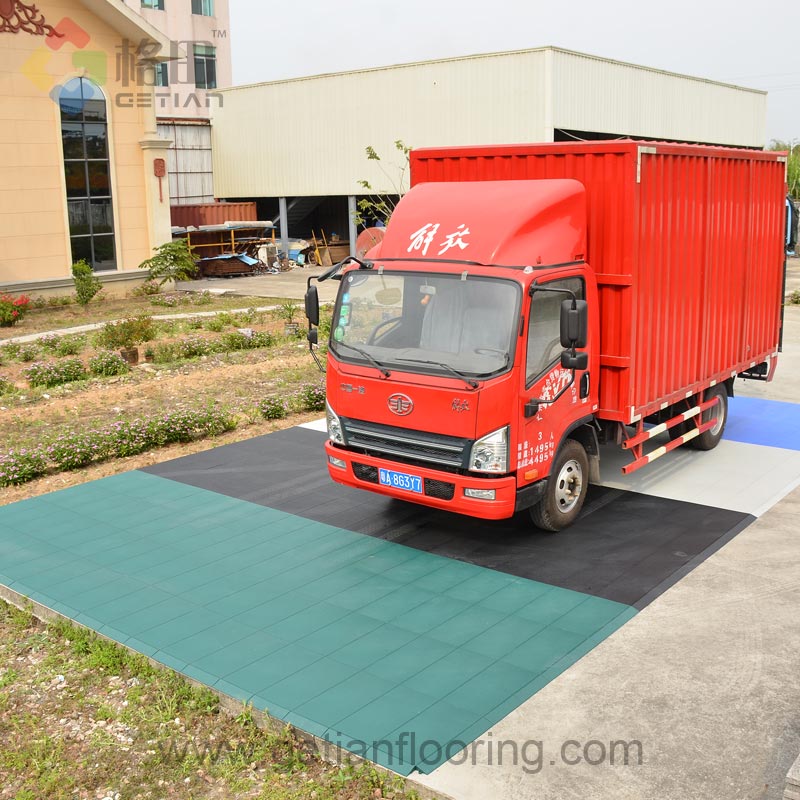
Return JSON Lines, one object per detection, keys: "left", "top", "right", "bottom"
{"left": 304, "top": 141, "right": 786, "bottom": 530}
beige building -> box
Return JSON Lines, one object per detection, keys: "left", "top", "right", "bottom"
{"left": 0, "top": 0, "right": 176, "bottom": 292}
{"left": 122, "top": 0, "right": 231, "bottom": 205}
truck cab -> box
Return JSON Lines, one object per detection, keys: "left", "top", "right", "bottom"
{"left": 308, "top": 179, "right": 599, "bottom": 530}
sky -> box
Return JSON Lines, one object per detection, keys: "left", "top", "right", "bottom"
{"left": 228, "top": 0, "right": 800, "bottom": 145}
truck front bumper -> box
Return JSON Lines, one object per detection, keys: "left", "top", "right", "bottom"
{"left": 325, "top": 442, "right": 537, "bottom": 521}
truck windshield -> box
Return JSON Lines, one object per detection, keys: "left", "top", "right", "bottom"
{"left": 330, "top": 271, "right": 520, "bottom": 378}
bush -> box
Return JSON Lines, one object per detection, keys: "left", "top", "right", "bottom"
{"left": 97, "top": 315, "right": 156, "bottom": 349}
{"left": 0, "top": 294, "right": 30, "bottom": 327}
{"left": 18, "top": 344, "right": 38, "bottom": 363}
{"left": 71, "top": 260, "right": 102, "bottom": 306}
{"left": 24, "top": 358, "right": 87, "bottom": 388}
{"left": 46, "top": 432, "right": 106, "bottom": 471}
{"left": 220, "top": 330, "right": 274, "bottom": 351}
{"left": 0, "top": 449, "right": 47, "bottom": 486}
{"left": 204, "top": 316, "right": 226, "bottom": 333}
{"left": 187, "top": 317, "right": 204, "bottom": 330}
{"left": 1, "top": 342, "right": 20, "bottom": 360}
{"left": 152, "top": 343, "right": 176, "bottom": 364}
{"left": 150, "top": 293, "right": 187, "bottom": 308}
{"left": 175, "top": 334, "right": 213, "bottom": 359}
{"left": 139, "top": 240, "right": 198, "bottom": 285}
{"left": 132, "top": 279, "right": 161, "bottom": 297}
{"left": 39, "top": 332, "right": 60, "bottom": 352}
{"left": 89, "top": 350, "right": 130, "bottom": 377}
{"left": 56, "top": 335, "right": 85, "bottom": 357}
{"left": 0, "top": 375, "right": 14, "bottom": 395}
{"left": 191, "top": 291, "right": 213, "bottom": 306}
{"left": 297, "top": 382, "right": 326, "bottom": 412}
{"left": 259, "top": 396, "right": 287, "bottom": 420}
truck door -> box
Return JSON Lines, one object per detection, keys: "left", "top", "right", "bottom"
{"left": 518, "top": 275, "right": 591, "bottom": 492}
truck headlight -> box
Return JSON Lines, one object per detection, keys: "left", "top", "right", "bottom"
{"left": 469, "top": 426, "right": 509, "bottom": 473}
{"left": 326, "top": 401, "right": 345, "bottom": 444}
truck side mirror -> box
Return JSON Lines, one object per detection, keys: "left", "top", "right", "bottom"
{"left": 561, "top": 350, "right": 588, "bottom": 371}
{"left": 305, "top": 285, "right": 320, "bottom": 326}
{"left": 307, "top": 328, "right": 318, "bottom": 346}
{"left": 560, "top": 299, "right": 588, "bottom": 349}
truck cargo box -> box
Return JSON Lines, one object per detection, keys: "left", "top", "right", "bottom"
{"left": 410, "top": 141, "right": 786, "bottom": 423}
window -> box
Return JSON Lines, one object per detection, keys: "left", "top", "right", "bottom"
{"left": 526, "top": 277, "right": 584, "bottom": 385}
{"left": 154, "top": 62, "right": 169, "bottom": 87}
{"left": 141, "top": 0, "right": 165, "bottom": 9}
{"left": 59, "top": 78, "right": 116, "bottom": 272}
{"left": 193, "top": 44, "right": 216, "bottom": 89}
{"left": 191, "top": 0, "right": 214, "bottom": 15}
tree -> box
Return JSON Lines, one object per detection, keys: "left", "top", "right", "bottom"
{"left": 768, "top": 139, "right": 800, "bottom": 199}
{"left": 354, "top": 140, "right": 411, "bottom": 227}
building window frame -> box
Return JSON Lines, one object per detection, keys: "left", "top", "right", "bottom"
{"left": 191, "top": 0, "right": 214, "bottom": 16}
{"left": 59, "top": 77, "right": 118, "bottom": 273}
{"left": 193, "top": 44, "right": 217, "bottom": 89}
{"left": 154, "top": 61, "right": 169, "bottom": 88}
{"left": 141, "top": 0, "right": 165, "bottom": 10}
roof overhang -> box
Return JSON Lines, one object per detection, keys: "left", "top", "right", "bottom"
{"left": 77, "top": 0, "right": 182, "bottom": 62}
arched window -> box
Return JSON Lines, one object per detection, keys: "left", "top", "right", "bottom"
{"left": 60, "top": 78, "right": 116, "bottom": 271}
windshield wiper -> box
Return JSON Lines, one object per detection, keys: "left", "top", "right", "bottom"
{"left": 336, "top": 342, "right": 391, "bottom": 378}
{"left": 396, "top": 357, "right": 478, "bottom": 390}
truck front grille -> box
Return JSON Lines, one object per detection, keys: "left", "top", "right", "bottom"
{"left": 341, "top": 417, "right": 470, "bottom": 470}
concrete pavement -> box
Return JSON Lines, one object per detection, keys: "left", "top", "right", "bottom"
{"left": 415, "top": 307, "right": 800, "bottom": 799}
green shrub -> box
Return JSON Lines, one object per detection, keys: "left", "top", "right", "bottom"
{"left": 18, "top": 344, "right": 38, "bottom": 362}
{"left": 56, "top": 335, "right": 85, "bottom": 356}
{"left": 39, "top": 332, "right": 60, "bottom": 352}
{"left": 152, "top": 343, "right": 176, "bottom": 364}
{"left": 259, "top": 396, "right": 287, "bottom": 420}
{"left": 46, "top": 432, "right": 106, "bottom": 470}
{"left": 97, "top": 315, "right": 155, "bottom": 349}
{"left": 0, "top": 375, "right": 14, "bottom": 395}
{"left": 204, "top": 316, "right": 226, "bottom": 333}
{"left": 220, "top": 330, "right": 274, "bottom": 351}
{"left": 187, "top": 317, "right": 204, "bottom": 330}
{"left": 139, "top": 239, "right": 198, "bottom": 285}
{"left": 89, "top": 350, "right": 130, "bottom": 377}
{"left": 1, "top": 342, "right": 20, "bottom": 360}
{"left": 175, "top": 334, "right": 213, "bottom": 359}
{"left": 132, "top": 279, "right": 161, "bottom": 297}
{"left": 24, "top": 358, "right": 87, "bottom": 388}
{"left": 297, "top": 382, "right": 326, "bottom": 412}
{"left": 191, "top": 291, "right": 213, "bottom": 306}
{"left": 71, "top": 259, "right": 102, "bottom": 306}
{"left": 0, "top": 449, "right": 47, "bottom": 486}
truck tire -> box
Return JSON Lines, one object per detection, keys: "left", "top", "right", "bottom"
{"left": 690, "top": 384, "right": 728, "bottom": 451}
{"left": 529, "top": 439, "right": 589, "bottom": 532}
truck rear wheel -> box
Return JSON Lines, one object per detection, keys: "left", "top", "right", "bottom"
{"left": 529, "top": 439, "right": 589, "bottom": 532}
{"left": 690, "top": 385, "right": 728, "bottom": 451}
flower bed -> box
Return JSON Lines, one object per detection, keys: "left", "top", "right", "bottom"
{"left": 0, "top": 405, "right": 238, "bottom": 486}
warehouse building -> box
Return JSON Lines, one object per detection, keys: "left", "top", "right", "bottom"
{"left": 210, "top": 47, "right": 769, "bottom": 256}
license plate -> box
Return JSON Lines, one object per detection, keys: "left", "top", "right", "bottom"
{"left": 379, "top": 468, "right": 423, "bottom": 494}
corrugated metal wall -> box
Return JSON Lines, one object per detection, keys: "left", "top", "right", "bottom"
{"left": 551, "top": 50, "right": 766, "bottom": 147}
{"left": 212, "top": 48, "right": 767, "bottom": 200}
{"left": 211, "top": 50, "right": 552, "bottom": 199}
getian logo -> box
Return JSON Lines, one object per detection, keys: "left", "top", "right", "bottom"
{"left": 387, "top": 393, "right": 414, "bottom": 416}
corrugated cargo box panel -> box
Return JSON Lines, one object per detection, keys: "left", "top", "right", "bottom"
{"left": 410, "top": 142, "right": 785, "bottom": 422}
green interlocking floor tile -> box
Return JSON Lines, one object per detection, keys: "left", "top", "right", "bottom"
{"left": 259, "top": 657, "right": 354, "bottom": 707}
{"left": 335, "top": 684, "right": 438, "bottom": 745}
{"left": 516, "top": 585, "right": 588, "bottom": 625}
{"left": 298, "top": 611, "right": 383, "bottom": 655}
{"left": 368, "top": 636, "right": 453, "bottom": 683}
{"left": 329, "top": 623, "right": 418, "bottom": 668}
{"left": 0, "top": 469, "right": 638, "bottom": 776}
{"left": 402, "top": 647, "right": 493, "bottom": 698}
{"left": 295, "top": 669, "right": 396, "bottom": 724}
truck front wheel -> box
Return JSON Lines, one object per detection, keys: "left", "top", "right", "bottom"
{"left": 690, "top": 384, "right": 728, "bottom": 451}
{"left": 529, "top": 439, "right": 589, "bottom": 532}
